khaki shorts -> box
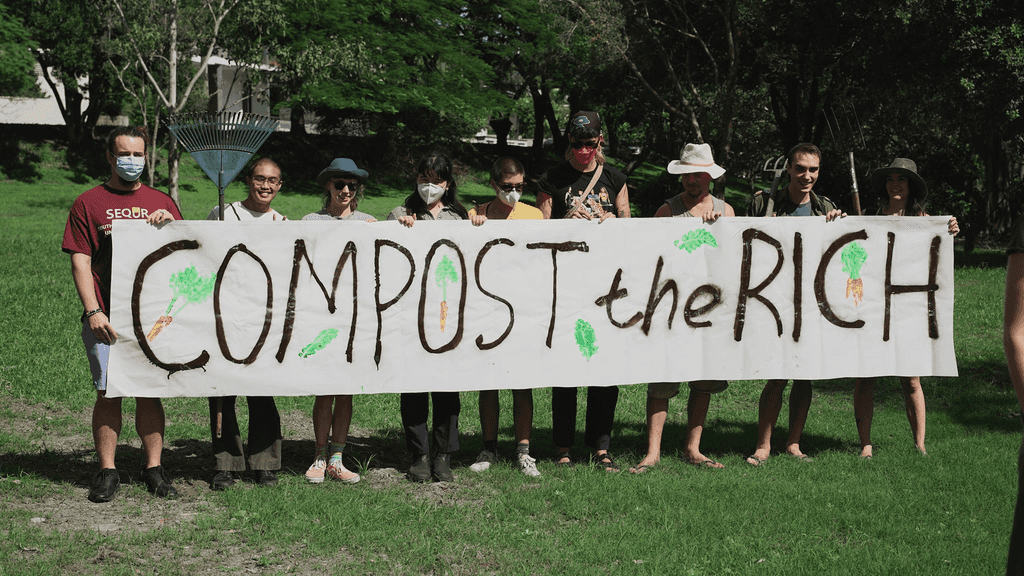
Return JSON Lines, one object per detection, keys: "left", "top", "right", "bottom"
{"left": 647, "top": 381, "right": 729, "bottom": 399}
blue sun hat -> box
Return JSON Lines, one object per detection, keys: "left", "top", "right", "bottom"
{"left": 316, "top": 158, "right": 369, "bottom": 186}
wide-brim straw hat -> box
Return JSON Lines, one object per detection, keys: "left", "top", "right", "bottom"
{"left": 871, "top": 157, "right": 927, "bottom": 199}
{"left": 316, "top": 158, "right": 369, "bottom": 186}
{"left": 667, "top": 143, "right": 726, "bottom": 179}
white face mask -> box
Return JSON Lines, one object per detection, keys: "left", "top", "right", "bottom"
{"left": 496, "top": 186, "right": 521, "bottom": 207}
{"left": 115, "top": 155, "right": 146, "bottom": 181}
{"left": 417, "top": 182, "right": 446, "bottom": 205}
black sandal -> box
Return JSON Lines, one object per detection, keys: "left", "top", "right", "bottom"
{"left": 591, "top": 452, "right": 620, "bottom": 472}
{"left": 554, "top": 451, "right": 574, "bottom": 468}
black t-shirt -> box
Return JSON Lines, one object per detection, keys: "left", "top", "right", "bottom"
{"left": 534, "top": 162, "right": 628, "bottom": 220}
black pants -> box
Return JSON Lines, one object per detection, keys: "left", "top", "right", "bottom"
{"left": 551, "top": 386, "right": 618, "bottom": 451}
{"left": 401, "top": 391, "right": 460, "bottom": 455}
{"left": 208, "top": 396, "right": 282, "bottom": 471}
{"left": 1009, "top": 436, "right": 1024, "bottom": 576}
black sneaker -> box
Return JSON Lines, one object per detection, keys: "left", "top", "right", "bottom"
{"left": 88, "top": 468, "right": 120, "bottom": 503}
{"left": 432, "top": 453, "right": 454, "bottom": 482}
{"left": 255, "top": 470, "right": 278, "bottom": 487}
{"left": 211, "top": 470, "right": 234, "bottom": 491}
{"left": 408, "top": 454, "right": 431, "bottom": 483}
{"left": 143, "top": 465, "right": 179, "bottom": 498}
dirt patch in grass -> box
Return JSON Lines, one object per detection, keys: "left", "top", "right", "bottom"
{"left": 1, "top": 397, "right": 487, "bottom": 574}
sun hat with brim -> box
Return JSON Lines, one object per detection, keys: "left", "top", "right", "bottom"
{"left": 667, "top": 143, "right": 726, "bottom": 179}
{"left": 871, "top": 157, "right": 927, "bottom": 200}
{"left": 316, "top": 158, "right": 369, "bottom": 186}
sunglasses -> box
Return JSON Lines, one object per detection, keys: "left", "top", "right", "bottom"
{"left": 331, "top": 180, "right": 360, "bottom": 191}
{"left": 497, "top": 182, "right": 525, "bottom": 192}
{"left": 570, "top": 140, "right": 600, "bottom": 150}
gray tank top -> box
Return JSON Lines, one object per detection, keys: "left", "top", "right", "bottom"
{"left": 665, "top": 194, "right": 726, "bottom": 217}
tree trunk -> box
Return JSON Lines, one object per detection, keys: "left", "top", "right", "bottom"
{"left": 528, "top": 82, "right": 546, "bottom": 158}
{"left": 167, "top": 0, "right": 180, "bottom": 208}
{"left": 290, "top": 106, "right": 306, "bottom": 135}
{"left": 539, "top": 84, "right": 565, "bottom": 152}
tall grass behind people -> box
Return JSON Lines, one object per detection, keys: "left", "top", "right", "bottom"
{"left": 533, "top": 111, "right": 630, "bottom": 471}
{"left": 301, "top": 158, "right": 375, "bottom": 485}
{"left": 387, "top": 152, "right": 467, "bottom": 482}
{"left": 853, "top": 158, "right": 959, "bottom": 458}
{"left": 467, "top": 157, "right": 543, "bottom": 477}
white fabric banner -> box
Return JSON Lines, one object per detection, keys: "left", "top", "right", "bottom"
{"left": 106, "top": 216, "right": 957, "bottom": 397}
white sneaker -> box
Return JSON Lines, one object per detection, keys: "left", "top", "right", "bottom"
{"left": 469, "top": 449, "right": 496, "bottom": 472}
{"left": 517, "top": 453, "right": 541, "bottom": 477}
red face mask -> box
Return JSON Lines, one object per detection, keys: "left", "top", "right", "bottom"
{"left": 572, "top": 148, "right": 597, "bottom": 165}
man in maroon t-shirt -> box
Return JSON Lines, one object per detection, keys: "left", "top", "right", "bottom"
{"left": 62, "top": 126, "right": 181, "bottom": 503}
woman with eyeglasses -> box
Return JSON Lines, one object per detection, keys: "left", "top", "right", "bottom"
{"left": 387, "top": 152, "right": 469, "bottom": 482}
{"left": 300, "top": 158, "right": 374, "bottom": 486}
{"left": 534, "top": 111, "right": 630, "bottom": 472}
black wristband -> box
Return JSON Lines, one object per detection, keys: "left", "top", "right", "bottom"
{"left": 85, "top": 308, "right": 103, "bottom": 318}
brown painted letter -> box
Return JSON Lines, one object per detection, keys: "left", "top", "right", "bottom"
{"left": 733, "top": 229, "right": 784, "bottom": 341}
{"left": 374, "top": 240, "right": 416, "bottom": 367}
{"left": 527, "top": 241, "right": 590, "bottom": 348}
{"left": 813, "top": 230, "right": 868, "bottom": 329}
{"left": 276, "top": 240, "right": 358, "bottom": 363}
{"left": 594, "top": 268, "right": 643, "bottom": 329}
{"left": 131, "top": 239, "right": 210, "bottom": 376}
{"left": 475, "top": 238, "right": 516, "bottom": 350}
{"left": 418, "top": 240, "right": 468, "bottom": 354}
{"left": 884, "top": 232, "right": 940, "bottom": 341}
{"left": 214, "top": 244, "right": 274, "bottom": 365}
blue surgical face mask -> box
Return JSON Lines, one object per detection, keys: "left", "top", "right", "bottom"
{"left": 115, "top": 155, "right": 146, "bottom": 181}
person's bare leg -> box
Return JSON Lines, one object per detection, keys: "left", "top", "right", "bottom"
{"left": 479, "top": 390, "right": 500, "bottom": 443}
{"left": 312, "top": 395, "right": 333, "bottom": 449}
{"left": 748, "top": 380, "right": 786, "bottom": 464}
{"left": 328, "top": 394, "right": 359, "bottom": 481}
{"left": 135, "top": 397, "right": 165, "bottom": 469}
{"left": 331, "top": 395, "right": 353, "bottom": 446}
{"left": 786, "top": 380, "right": 812, "bottom": 457}
{"left": 854, "top": 378, "right": 875, "bottom": 458}
{"left": 685, "top": 389, "right": 723, "bottom": 468}
{"left": 632, "top": 396, "right": 668, "bottom": 472}
{"left": 511, "top": 389, "right": 532, "bottom": 446}
{"left": 900, "top": 376, "right": 927, "bottom": 455}
{"left": 93, "top": 393, "right": 122, "bottom": 469}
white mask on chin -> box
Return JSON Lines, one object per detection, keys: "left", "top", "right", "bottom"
{"left": 417, "top": 182, "right": 446, "bottom": 205}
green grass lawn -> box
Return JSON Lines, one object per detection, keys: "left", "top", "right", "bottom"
{"left": 0, "top": 146, "right": 1020, "bottom": 575}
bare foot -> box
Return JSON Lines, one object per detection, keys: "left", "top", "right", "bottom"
{"left": 629, "top": 456, "right": 659, "bottom": 474}
{"left": 746, "top": 449, "right": 769, "bottom": 466}
{"left": 860, "top": 444, "right": 873, "bottom": 459}
{"left": 785, "top": 445, "right": 806, "bottom": 458}
{"left": 686, "top": 452, "right": 725, "bottom": 469}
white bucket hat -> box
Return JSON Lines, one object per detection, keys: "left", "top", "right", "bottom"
{"left": 667, "top": 143, "right": 725, "bottom": 179}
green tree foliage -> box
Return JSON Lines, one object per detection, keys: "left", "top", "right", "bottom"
{"left": 0, "top": 3, "right": 39, "bottom": 97}
{"left": 264, "top": 0, "right": 515, "bottom": 160}
{"left": 6, "top": 0, "right": 117, "bottom": 147}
